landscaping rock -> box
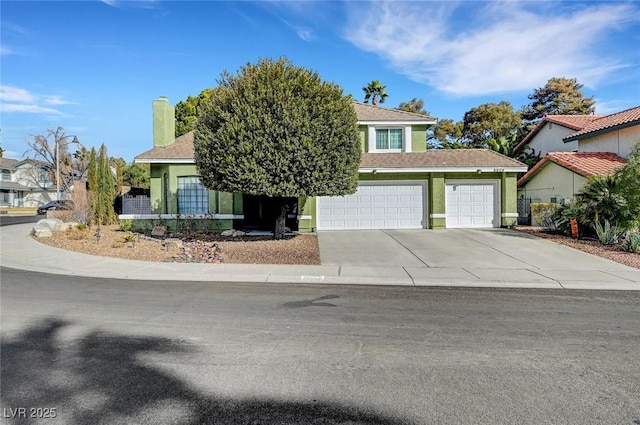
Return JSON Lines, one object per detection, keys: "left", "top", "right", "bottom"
{"left": 32, "top": 226, "right": 53, "bottom": 238}
{"left": 232, "top": 230, "right": 246, "bottom": 237}
{"left": 36, "top": 218, "right": 63, "bottom": 231}
{"left": 151, "top": 226, "right": 167, "bottom": 237}
{"left": 220, "top": 229, "right": 235, "bottom": 237}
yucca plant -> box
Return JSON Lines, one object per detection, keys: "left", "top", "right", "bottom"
{"left": 593, "top": 220, "right": 624, "bottom": 245}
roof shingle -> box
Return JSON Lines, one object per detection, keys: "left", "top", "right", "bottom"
{"left": 518, "top": 151, "right": 627, "bottom": 186}
{"left": 352, "top": 101, "right": 437, "bottom": 123}
{"left": 361, "top": 150, "right": 526, "bottom": 170}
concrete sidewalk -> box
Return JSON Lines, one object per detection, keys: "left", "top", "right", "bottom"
{"left": 1, "top": 223, "right": 639, "bottom": 290}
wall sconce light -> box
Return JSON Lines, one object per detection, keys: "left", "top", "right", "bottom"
{"left": 477, "top": 169, "right": 482, "bottom": 174}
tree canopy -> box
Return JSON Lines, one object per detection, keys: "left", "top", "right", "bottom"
{"left": 194, "top": 57, "right": 361, "bottom": 238}
{"left": 362, "top": 80, "right": 388, "bottom": 105}
{"left": 462, "top": 101, "right": 522, "bottom": 148}
{"left": 427, "top": 119, "right": 464, "bottom": 149}
{"left": 175, "top": 88, "right": 216, "bottom": 137}
{"left": 522, "top": 77, "right": 595, "bottom": 124}
{"left": 397, "top": 98, "right": 430, "bottom": 115}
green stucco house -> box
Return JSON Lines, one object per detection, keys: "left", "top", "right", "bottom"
{"left": 132, "top": 97, "right": 526, "bottom": 231}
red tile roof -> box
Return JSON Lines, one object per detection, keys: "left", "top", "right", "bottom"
{"left": 514, "top": 114, "right": 600, "bottom": 152}
{"left": 564, "top": 105, "right": 640, "bottom": 141}
{"left": 518, "top": 151, "right": 627, "bottom": 186}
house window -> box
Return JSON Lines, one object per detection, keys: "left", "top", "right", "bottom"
{"left": 177, "top": 176, "right": 208, "bottom": 214}
{"left": 375, "top": 128, "right": 403, "bottom": 151}
{"left": 37, "top": 169, "right": 49, "bottom": 183}
{"left": 1, "top": 170, "right": 11, "bottom": 182}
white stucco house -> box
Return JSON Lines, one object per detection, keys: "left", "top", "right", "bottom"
{"left": 0, "top": 157, "right": 60, "bottom": 208}
{"left": 517, "top": 105, "right": 639, "bottom": 205}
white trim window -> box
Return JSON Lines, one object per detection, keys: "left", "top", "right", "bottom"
{"left": 177, "top": 176, "right": 209, "bottom": 214}
{"left": 375, "top": 128, "right": 403, "bottom": 151}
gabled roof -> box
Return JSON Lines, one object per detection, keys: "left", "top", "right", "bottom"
{"left": 361, "top": 149, "right": 527, "bottom": 172}
{"left": 518, "top": 151, "right": 627, "bottom": 186}
{"left": 564, "top": 105, "right": 640, "bottom": 142}
{"left": 136, "top": 131, "right": 195, "bottom": 162}
{"left": 514, "top": 114, "right": 600, "bottom": 152}
{"left": 352, "top": 101, "right": 437, "bottom": 123}
{"left": 0, "top": 158, "right": 20, "bottom": 169}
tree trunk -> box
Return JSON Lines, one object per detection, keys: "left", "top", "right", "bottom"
{"left": 273, "top": 197, "right": 288, "bottom": 240}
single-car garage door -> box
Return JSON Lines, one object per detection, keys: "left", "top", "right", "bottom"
{"left": 446, "top": 182, "right": 498, "bottom": 228}
{"left": 317, "top": 182, "right": 425, "bottom": 230}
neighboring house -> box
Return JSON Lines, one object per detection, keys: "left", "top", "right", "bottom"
{"left": 563, "top": 105, "right": 640, "bottom": 158}
{"left": 131, "top": 97, "right": 527, "bottom": 231}
{"left": 517, "top": 106, "right": 639, "bottom": 207}
{"left": 517, "top": 152, "right": 627, "bottom": 205}
{"left": 0, "top": 157, "right": 59, "bottom": 208}
{"left": 513, "top": 115, "right": 601, "bottom": 157}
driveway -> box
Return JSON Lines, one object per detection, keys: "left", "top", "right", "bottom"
{"left": 318, "top": 228, "right": 630, "bottom": 272}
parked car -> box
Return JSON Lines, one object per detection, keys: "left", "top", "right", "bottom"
{"left": 37, "top": 200, "right": 74, "bottom": 215}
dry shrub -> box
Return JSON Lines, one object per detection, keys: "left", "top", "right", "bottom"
{"left": 66, "top": 227, "right": 89, "bottom": 241}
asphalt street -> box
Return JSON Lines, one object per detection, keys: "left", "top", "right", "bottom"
{"left": 1, "top": 267, "right": 639, "bottom": 424}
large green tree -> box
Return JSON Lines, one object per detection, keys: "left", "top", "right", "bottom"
{"left": 615, "top": 140, "right": 640, "bottom": 224}
{"left": 522, "top": 77, "right": 596, "bottom": 124}
{"left": 175, "top": 88, "right": 216, "bottom": 137}
{"left": 397, "top": 98, "right": 429, "bottom": 115}
{"left": 194, "top": 58, "right": 361, "bottom": 239}
{"left": 427, "top": 119, "right": 465, "bottom": 149}
{"left": 362, "top": 80, "right": 388, "bottom": 105}
{"left": 462, "top": 101, "right": 522, "bottom": 148}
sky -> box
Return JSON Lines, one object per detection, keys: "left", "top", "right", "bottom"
{"left": 1, "top": 0, "right": 639, "bottom": 162}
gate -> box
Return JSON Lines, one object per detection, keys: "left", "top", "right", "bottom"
{"left": 517, "top": 197, "right": 532, "bottom": 225}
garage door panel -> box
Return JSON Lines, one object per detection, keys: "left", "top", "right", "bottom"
{"left": 446, "top": 183, "right": 497, "bottom": 228}
{"left": 317, "top": 183, "right": 424, "bottom": 230}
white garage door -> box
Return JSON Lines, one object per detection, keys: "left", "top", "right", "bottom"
{"left": 446, "top": 182, "right": 497, "bottom": 228}
{"left": 317, "top": 183, "right": 425, "bottom": 230}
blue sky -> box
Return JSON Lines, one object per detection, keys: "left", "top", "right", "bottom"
{"left": 2, "top": 0, "right": 639, "bottom": 162}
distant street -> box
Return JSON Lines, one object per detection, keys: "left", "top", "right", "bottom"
{"left": 0, "top": 214, "right": 39, "bottom": 227}
{"left": 1, "top": 267, "right": 639, "bottom": 424}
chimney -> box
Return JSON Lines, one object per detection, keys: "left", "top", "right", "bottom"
{"left": 153, "top": 96, "right": 175, "bottom": 147}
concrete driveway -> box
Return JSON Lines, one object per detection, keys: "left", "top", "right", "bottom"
{"left": 318, "top": 228, "right": 632, "bottom": 272}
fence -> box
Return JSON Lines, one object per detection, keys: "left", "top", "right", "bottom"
{"left": 122, "top": 194, "right": 151, "bottom": 215}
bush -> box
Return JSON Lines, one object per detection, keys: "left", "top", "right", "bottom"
{"left": 531, "top": 203, "right": 557, "bottom": 228}
{"left": 593, "top": 220, "right": 624, "bottom": 245}
{"left": 119, "top": 219, "right": 133, "bottom": 232}
{"left": 552, "top": 203, "right": 580, "bottom": 236}
{"left": 621, "top": 232, "right": 640, "bottom": 253}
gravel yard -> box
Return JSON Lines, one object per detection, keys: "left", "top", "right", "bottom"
{"left": 34, "top": 224, "right": 321, "bottom": 265}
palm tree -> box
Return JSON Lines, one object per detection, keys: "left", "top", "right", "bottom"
{"left": 362, "top": 80, "right": 388, "bottom": 105}
{"left": 574, "top": 174, "right": 630, "bottom": 229}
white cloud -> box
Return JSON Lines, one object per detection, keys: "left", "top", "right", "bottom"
{"left": 0, "top": 85, "right": 71, "bottom": 116}
{"left": 282, "top": 20, "right": 316, "bottom": 42}
{"left": 345, "top": 1, "right": 639, "bottom": 96}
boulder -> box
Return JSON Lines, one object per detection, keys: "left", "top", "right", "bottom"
{"left": 36, "top": 218, "right": 63, "bottom": 231}
{"left": 32, "top": 226, "right": 53, "bottom": 238}
{"left": 151, "top": 226, "right": 167, "bottom": 237}
{"left": 220, "top": 229, "right": 235, "bottom": 237}
{"left": 232, "top": 230, "right": 246, "bottom": 237}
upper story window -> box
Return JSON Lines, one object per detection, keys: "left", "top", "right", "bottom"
{"left": 375, "top": 128, "right": 403, "bottom": 151}
{"left": 177, "top": 176, "right": 209, "bottom": 214}
{"left": 1, "top": 170, "right": 11, "bottom": 182}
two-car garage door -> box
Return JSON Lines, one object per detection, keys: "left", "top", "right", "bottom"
{"left": 316, "top": 183, "right": 424, "bottom": 230}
